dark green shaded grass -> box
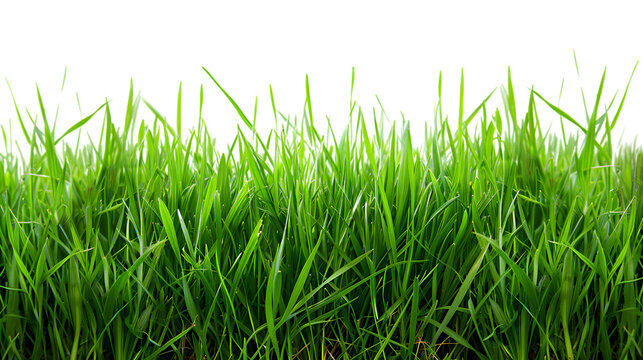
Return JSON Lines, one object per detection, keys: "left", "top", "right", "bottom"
{"left": 0, "top": 66, "right": 642, "bottom": 359}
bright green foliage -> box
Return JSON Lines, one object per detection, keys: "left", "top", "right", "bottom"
{"left": 0, "top": 67, "right": 642, "bottom": 359}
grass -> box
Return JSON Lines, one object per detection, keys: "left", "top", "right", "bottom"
{"left": 0, "top": 65, "right": 642, "bottom": 359}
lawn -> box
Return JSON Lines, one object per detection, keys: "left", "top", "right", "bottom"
{"left": 0, "top": 67, "right": 641, "bottom": 359}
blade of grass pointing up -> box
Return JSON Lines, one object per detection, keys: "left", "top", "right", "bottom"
{"left": 202, "top": 67, "right": 255, "bottom": 131}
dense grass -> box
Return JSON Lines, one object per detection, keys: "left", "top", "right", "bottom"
{"left": 1, "top": 67, "right": 642, "bottom": 359}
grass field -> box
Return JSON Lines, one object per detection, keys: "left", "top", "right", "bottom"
{"left": 1, "top": 67, "right": 642, "bottom": 359}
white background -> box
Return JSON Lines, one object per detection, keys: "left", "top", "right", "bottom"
{"left": 1, "top": 1, "right": 642, "bottom": 153}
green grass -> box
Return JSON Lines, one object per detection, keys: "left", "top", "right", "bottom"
{"left": 1, "top": 66, "right": 642, "bottom": 359}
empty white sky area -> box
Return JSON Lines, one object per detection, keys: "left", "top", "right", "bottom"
{"left": 1, "top": 1, "right": 643, "bottom": 154}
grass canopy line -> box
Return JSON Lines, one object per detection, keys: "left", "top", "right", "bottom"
{"left": 0, "top": 66, "right": 642, "bottom": 359}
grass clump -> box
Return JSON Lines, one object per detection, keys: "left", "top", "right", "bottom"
{"left": 0, "top": 66, "right": 642, "bottom": 359}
